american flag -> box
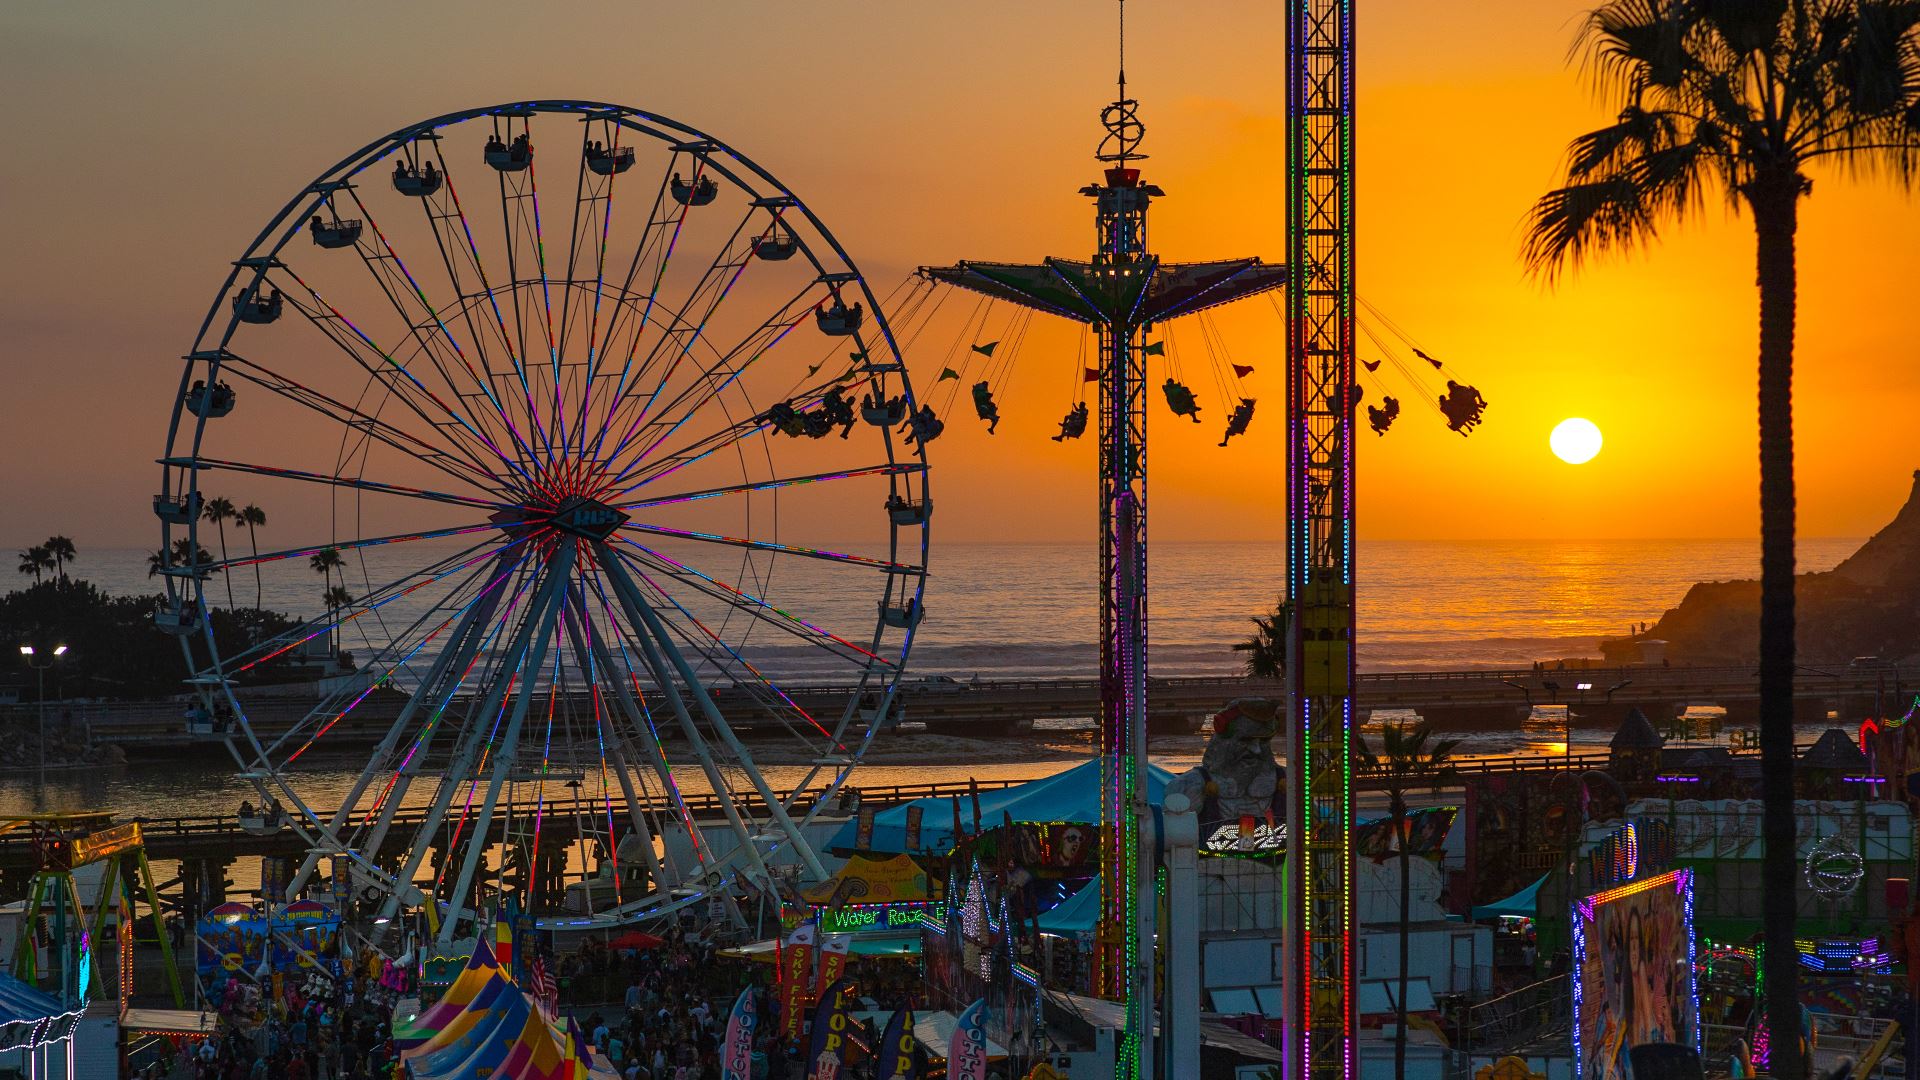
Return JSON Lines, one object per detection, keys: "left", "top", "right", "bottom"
{"left": 529, "top": 955, "right": 558, "bottom": 1021}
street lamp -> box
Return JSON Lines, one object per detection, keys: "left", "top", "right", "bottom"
{"left": 19, "top": 644, "right": 68, "bottom": 780}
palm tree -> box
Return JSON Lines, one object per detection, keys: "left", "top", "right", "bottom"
{"left": 16, "top": 546, "right": 53, "bottom": 584}
{"left": 309, "top": 546, "right": 343, "bottom": 592}
{"left": 42, "top": 536, "right": 76, "bottom": 583}
{"left": 1523, "top": 6, "right": 1920, "bottom": 1074}
{"left": 1356, "top": 720, "right": 1460, "bottom": 1080}
{"left": 239, "top": 504, "right": 267, "bottom": 609}
{"left": 150, "top": 540, "right": 220, "bottom": 580}
{"left": 202, "top": 497, "right": 238, "bottom": 609}
{"left": 1232, "top": 596, "right": 1290, "bottom": 679}
{"left": 322, "top": 584, "right": 353, "bottom": 654}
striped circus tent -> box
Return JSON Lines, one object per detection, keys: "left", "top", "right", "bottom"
{"left": 394, "top": 936, "right": 616, "bottom": 1080}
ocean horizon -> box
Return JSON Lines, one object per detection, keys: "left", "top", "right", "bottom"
{"left": 27, "top": 536, "right": 1864, "bottom": 680}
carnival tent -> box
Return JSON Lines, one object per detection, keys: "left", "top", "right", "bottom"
{"left": 1470, "top": 874, "right": 1548, "bottom": 921}
{"left": 394, "top": 937, "right": 615, "bottom": 1080}
{"left": 1037, "top": 876, "right": 1102, "bottom": 937}
{"left": 801, "top": 852, "right": 933, "bottom": 905}
{"left": 827, "top": 759, "right": 1176, "bottom": 854}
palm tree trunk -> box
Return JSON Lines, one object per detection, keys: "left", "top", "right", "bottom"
{"left": 1395, "top": 794, "right": 1410, "bottom": 1080}
{"left": 1750, "top": 170, "right": 1803, "bottom": 1080}
{"left": 216, "top": 520, "right": 234, "bottom": 608}
{"left": 249, "top": 524, "right": 262, "bottom": 610}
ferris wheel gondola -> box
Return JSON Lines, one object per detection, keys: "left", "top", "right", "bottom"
{"left": 156, "top": 100, "right": 930, "bottom": 947}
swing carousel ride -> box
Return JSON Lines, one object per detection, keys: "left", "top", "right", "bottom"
{"left": 156, "top": 101, "right": 931, "bottom": 945}
{"left": 888, "top": 3, "right": 1487, "bottom": 1076}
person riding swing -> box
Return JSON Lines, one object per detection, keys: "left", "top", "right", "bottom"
{"left": 1219, "top": 398, "right": 1256, "bottom": 446}
{"left": 1162, "top": 378, "right": 1202, "bottom": 423}
{"left": 971, "top": 381, "right": 1001, "bottom": 434}
{"left": 1052, "top": 401, "right": 1089, "bottom": 442}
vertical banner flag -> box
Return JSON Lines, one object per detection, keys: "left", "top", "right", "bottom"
{"left": 806, "top": 978, "right": 854, "bottom": 1080}
{"left": 904, "top": 805, "right": 924, "bottom": 851}
{"left": 722, "top": 987, "right": 758, "bottom": 1080}
{"left": 817, "top": 933, "right": 853, "bottom": 994}
{"left": 780, "top": 924, "right": 817, "bottom": 1041}
{"left": 856, "top": 806, "right": 878, "bottom": 851}
{"left": 878, "top": 1008, "right": 920, "bottom": 1080}
{"left": 947, "top": 998, "right": 988, "bottom": 1080}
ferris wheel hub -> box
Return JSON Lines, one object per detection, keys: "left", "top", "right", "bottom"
{"left": 546, "top": 495, "right": 629, "bottom": 541}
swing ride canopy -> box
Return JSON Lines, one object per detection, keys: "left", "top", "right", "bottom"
{"left": 826, "top": 759, "right": 1176, "bottom": 855}
{"left": 917, "top": 257, "right": 1288, "bottom": 326}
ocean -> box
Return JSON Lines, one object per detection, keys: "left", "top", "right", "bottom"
{"left": 0, "top": 537, "right": 1865, "bottom": 852}
{"left": 61, "top": 536, "right": 1862, "bottom": 678}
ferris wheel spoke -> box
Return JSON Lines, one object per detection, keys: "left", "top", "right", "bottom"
{"left": 484, "top": 118, "right": 564, "bottom": 467}
{"left": 596, "top": 277, "right": 818, "bottom": 481}
{"left": 273, "top": 548, "right": 527, "bottom": 767}
{"left": 214, "top": 533, "right": 519, "bottom": 680}
{"left": 607, "top": 550, "right": 857, "bottom": 755}
{"left": 598, "top": 546, "right": 832, "bottom": 880}
{"left": 174, "top": 456, "right": 511, "bottom": 512}
{"left": 583, "top": 158, "right": 750, "bottom": 465}
{"left": 326, "top": 191, "right": 544, "bottom": 477}
{"left": 614, "top": 522, "right": 919, "bottom": 574}
{"left": 617, "top": 540, "right": 892, "bottom": 672}
{"left": 580, "top": 171, "right": 687, "bottom": 464}
{"left": 610, "top": 462, "right": 920, "bottom": 512}
{"left": 214, "top": 356, "right": 504, "bottom": 493}
{"left": 176, "top": 521, "right": 505, "bottom": 581}
{"left": 416, "top": 140, "right": 555, "bottom": 470}
{"left": 264, "top": 266, "right": 525, "bottom": 487}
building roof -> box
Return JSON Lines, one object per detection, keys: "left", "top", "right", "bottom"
{"left": 1801, "top": 728, "right": 1870, "bottom": 771}
{"left": 827, "top": 758, "right": 1175, "bottom": 854}
{"left": 1610, "top": 708, "right": 1665, "bottom": 751}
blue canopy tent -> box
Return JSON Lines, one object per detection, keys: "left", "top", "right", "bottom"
{"left": 1037, "top": 876, "right": 1102, "bottom": 937}
{"left": 1471, "top": 874, "right": 1548, "bottom": 921}
{"left": 828, "top": 759, "right": 1177, "bottom": 854}
{"left": 0, "top": 971, "right": 82, "bottom": 1054}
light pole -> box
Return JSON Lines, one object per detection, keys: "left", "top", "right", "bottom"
{"left": 19, "top": 644, "right": 68, "bottom": 780}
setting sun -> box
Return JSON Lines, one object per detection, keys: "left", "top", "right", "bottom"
{"left": 1550, "top": 417, "right": 1603, "bottom": 464}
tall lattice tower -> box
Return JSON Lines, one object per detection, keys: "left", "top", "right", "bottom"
{"left": 920, "top": 7, "right": 1286, "bottom": 1076}
{"left": 1282, "top": 0, "right": 1359, "bottom": 1078}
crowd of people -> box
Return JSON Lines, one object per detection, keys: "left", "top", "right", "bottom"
{"left": 554, "top": 926, "right": 925, "bottom": 1080}
{"left": 137, "top": 964, "right": 411, "bottom": 1080}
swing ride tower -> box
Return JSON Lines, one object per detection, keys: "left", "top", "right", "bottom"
{"left": 918, "top": 13, "right": 1286, "bottom": 1075}
{"left": 1282, "top": 0, "right": 1359, "bottom": 1077}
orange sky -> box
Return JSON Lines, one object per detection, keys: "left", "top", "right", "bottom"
{"left": 4, "top": 0, "right": 1918, "bottom": 550}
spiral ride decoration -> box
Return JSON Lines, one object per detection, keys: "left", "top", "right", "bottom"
{"left": 156, "top": 101, "right": 930, "bottom": 945}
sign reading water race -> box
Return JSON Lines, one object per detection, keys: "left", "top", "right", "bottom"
{"left": 817, "top": 903, "right": 933, "bottom": 936}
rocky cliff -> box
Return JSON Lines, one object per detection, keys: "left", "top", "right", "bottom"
{"left": 1634, "top": 470, "right": 1920, "bottom": 665}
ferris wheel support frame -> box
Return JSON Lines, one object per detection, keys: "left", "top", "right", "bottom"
{"left": 284, "top": 547, "right": 518, "bottom": 900}
{"left": 596, "top": 541, "right": 830, "bottom": 879}
{"left": 370, "top": 544, "right": 576, "bottom": 933}
{"left": 435, "top": 544, "right": 579, "bottom": 948}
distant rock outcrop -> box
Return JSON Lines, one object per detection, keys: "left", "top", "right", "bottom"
{"left": 1633, "top": 470, "right": 1920, "bottom": 666}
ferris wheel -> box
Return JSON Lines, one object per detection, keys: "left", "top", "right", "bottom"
{"left": 154, "top": 101, "right": 930, "bottom": 943}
